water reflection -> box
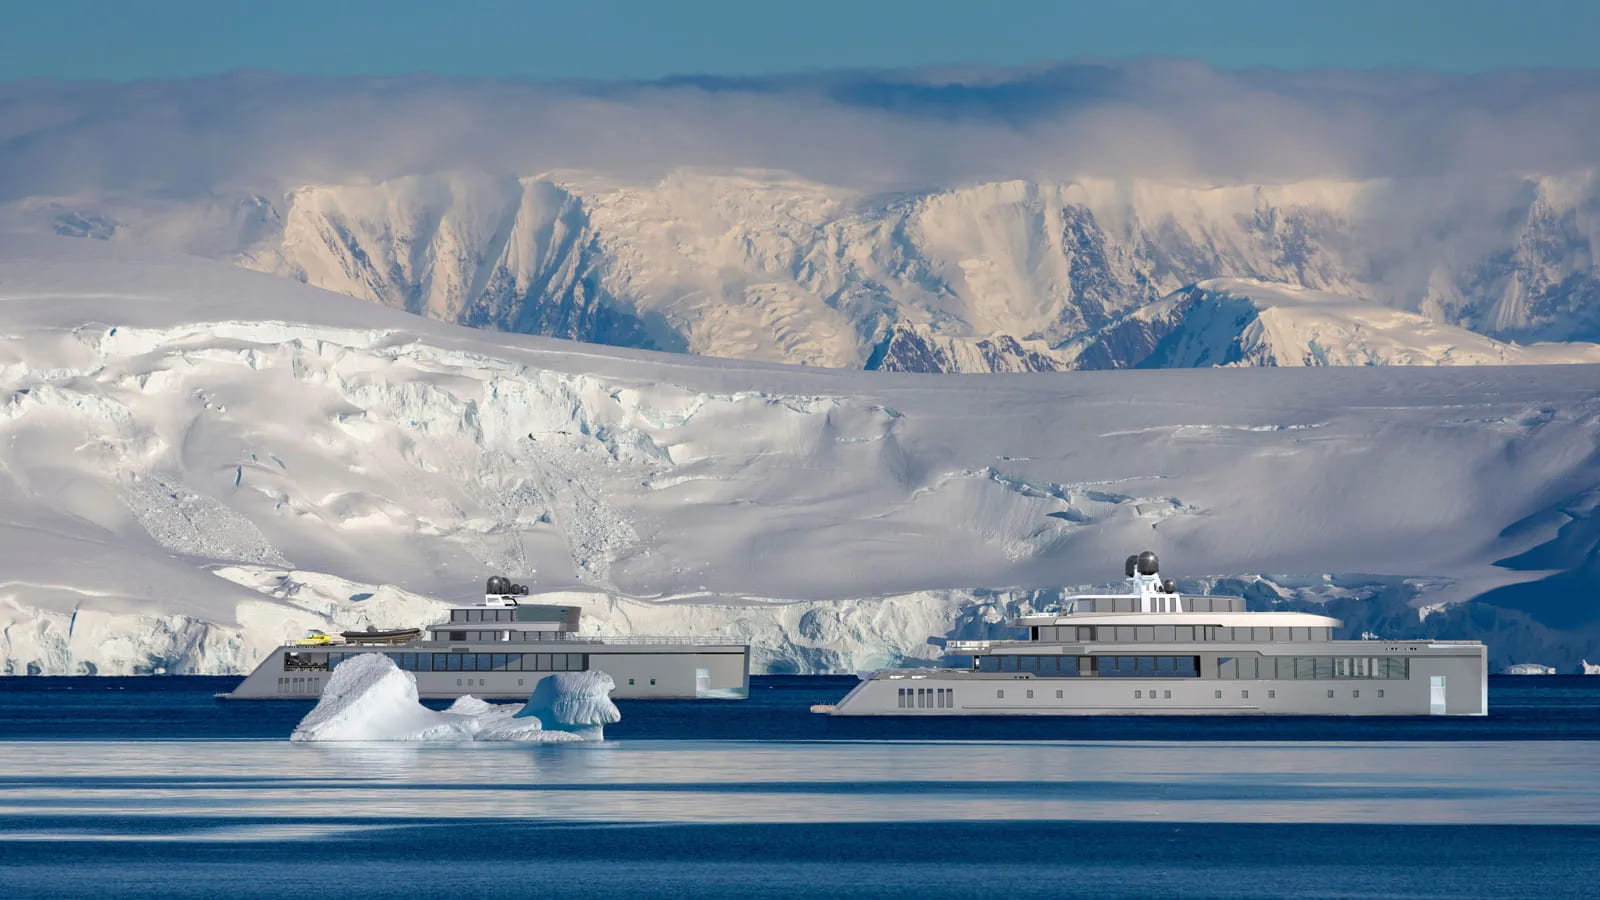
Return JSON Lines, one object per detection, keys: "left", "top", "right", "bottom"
{"left": 2, "top": 739, "right": 1597, "bottom": 837}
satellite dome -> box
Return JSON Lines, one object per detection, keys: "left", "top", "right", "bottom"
{"left": 1125, "top": 555, "right": 1139, "bottom": 578}
{"left": 1136, "top": 551, "right": 1160, "bottom": 576}
{"left": 1162, "top": 579, "right": 1176, "bottom": 594}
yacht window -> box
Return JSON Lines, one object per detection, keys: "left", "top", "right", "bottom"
{"left": 551, "top": 654, "right": 568, "bottom": 671}
{"left": 1116, "top": 626, "right": 1136, "bottom": 642}
{"left": 1294, "top": 657, "right": 1315, "bottom": 679}
{"left": 1250, "top": 627, "right": 1269, "bottom": 642}
{"left": 1175, "top": 626, "right": 1195, "bottom": 642}
{"left": 978, "top": 657, "right": 999, "bottom": 673}
{"left": 1292, "top": 627, "right": 1310, "bottom": 642}
{"left": 1237, "top": 657, "right": 1258, "bottom": 679}
{"left": 570, "top": 654, "right": 587, "bottom": 671}
{"left": 1060, "top": 656, "right": 1080, "bottom": 677}
{"left": 1217, "top": 657, "right": 1237, "bottom": 679}
{"left": 649, "top": 678, "right": 656, "bottom": 685}
{"left": 1037, "top": 627, "right": 1057, "bottom": 642}
{"left": 1268, "top": 690, "right": 1275, "bottom": 699}
{"left": 1327, "top": 690, "right": 1335, "bottom": 698}
{"left": 1215, "top": 627, "right": 1232, "bottom": 641}
{"left": 1377, "top": 690, "right": 1385, "bottom": 698}
{"left": 1136, "top": 656, "right": 1158, "bottom": 675}
{"left": 1271, "top": 627, "right": 1291, "bottom": 641}
{"left": 1019, "top": 656, "right": 1039, "bottom": 673}
{"left": 1155, "top": 626, "right": 1175, "bottom": 642}
{"left": 536, "top": 654, "right": 552, "bottom": 671}
{"left": 505, "top": 654, "right": 521, "bottom": 672}
{"left": 449, "top": 631, "right": 466, "bottom": 641}
{"left": 1163, "top": 690, "right": 1171, "bottom": 699}
{"left": 1353, "top": 690, "right": 1359, "bottom": 698}
{"left": 1134, "top": 690, "right": 1142, "bottom": 699}
{"left": 1026, "top": 689, "right": 1034, "bottom": 699}
{"left": 1000, "top": 656, "right": 1019, "bottom": 673}
{"left": 1056, "top": 690, "right": 1064, "bottom": 699}
{"left": 1136, "top": 626, "right": 1155, "bottom": 643}
{"left": 996, "top": 689, "right": 1004, "bottom": 699}
{"left": 1036, "top": 656, "right": 1058, "bottom": 675}
{"left": 1314, "top": 658, "right": 1334, "bottom": 679}
{"left": 1214, "top": 690, "right": 1222, "bottom": 699}
{"left": 491, "top": 653, "right": 508, "bottom": 671}
{"left": 1078, "top": 626, "right": 1096, "bottom": 642}
{"left": 897, "top": 688, "right": 906, "bottom": 708}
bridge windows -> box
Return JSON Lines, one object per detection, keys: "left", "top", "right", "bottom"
{"left": 1218, "top": 656, "right": 1410, "bottom": 680}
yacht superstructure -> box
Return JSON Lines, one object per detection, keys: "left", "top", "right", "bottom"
{"left": 822, "top": 552, "right": 1487, "bottom": 716}
{"left": 221, "top": 577, "right": 750, "bottom": 701}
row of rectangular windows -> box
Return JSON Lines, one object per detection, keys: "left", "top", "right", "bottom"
{"left": 1066, "top": 597, "right": 1246, "bottom": 614}
{"left": 973, "top": 654, "right": 1413, "bottom": 680}
{"left": 286, "top": 652, "right": 587, "bottom": 673}
{"left": 898, "top": 687, "right": 953, "bottom": 709}
{"left": 435, "top": 630, "right": 566, "bottom": 642}
{"left": 1033, "top": 625, "right": 1334, "bottom": 643}
{"left": 1217, "top": 656, "right": 1409, "bottom": 680}
{"left": 989, "top": 687, "right": 1388, "bottom": 701}
{"left": 976, "top": 655, "right": 1200, "bottom": 677}
{"left": 450, "top": 609, "right": 517, "bottom": 623}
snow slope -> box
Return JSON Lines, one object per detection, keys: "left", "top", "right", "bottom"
{"left": 2, "top": 236, "right": 1599, "bottom": 673}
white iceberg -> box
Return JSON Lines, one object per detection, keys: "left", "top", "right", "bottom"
{"left": 1582, "top": 660, "right": 1600, "bottom": 675}
{"left": 1501, "top": 663, "right": 1558, "bottom": 675}
{"left": 515, "top": 670, "right": 623, "bottom": 741}
{"left": 289, "top": 653, "right": 617, "bottom": 742}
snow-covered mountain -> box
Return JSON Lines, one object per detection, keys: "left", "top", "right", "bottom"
{"left": 24, "top": 169, "right": 1598, "bottom": 373}
{"left": 2, "top": 237, "right": 1598, "bottom": 675}
{"left": 1066, "top": 279, "right": 1600, "bottom": 369}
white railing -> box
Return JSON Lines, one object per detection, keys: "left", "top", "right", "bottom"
{"left": 945, "top": 640, "right": 994, "bottom": 652}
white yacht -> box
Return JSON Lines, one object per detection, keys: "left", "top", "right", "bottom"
{"left": 221, "top": 577, "right": 750, "bottom": 701}
{"left": 820, "top": 552, "right": 1487, "bottom": 717}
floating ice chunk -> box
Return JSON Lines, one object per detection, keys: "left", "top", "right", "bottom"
{"left": 1501, "top": 663, "right": 1557, "bottom": 675}
{"left": 289, "top": 653, "right": 609, "bottom": 742}
{"left": 517, "top": 670, "right": 622, "bottom": 740}
{"left": 1582, "top": 660, "right": 1600, "bottom": 675}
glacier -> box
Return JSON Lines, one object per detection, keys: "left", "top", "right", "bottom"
{"left": 0, "top": 236, "right": 1598, "bottom": 674}
{"left": 289, "top": 653, "right": 611, "bottom": 742}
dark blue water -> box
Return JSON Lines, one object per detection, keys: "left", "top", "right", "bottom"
{"left": 2, "top": 675, "right": 1599, "bottom": 898}
{"left": 1, "top": 674, "right": 1598, "bottom": 740}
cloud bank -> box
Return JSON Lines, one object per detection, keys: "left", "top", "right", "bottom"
{"left": 1, "top": 61, "right": 1598, "bottom": 203}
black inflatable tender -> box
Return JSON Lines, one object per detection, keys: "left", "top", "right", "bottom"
{"left": 1136, "top": 551, "right": 1160, "bottom": 576}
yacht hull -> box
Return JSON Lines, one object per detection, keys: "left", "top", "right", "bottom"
{"left": 219, "top": 641, "right": 751, "bottom": 701}
{"left": 827, "top": 642, "right": 1487, "bottom": 716}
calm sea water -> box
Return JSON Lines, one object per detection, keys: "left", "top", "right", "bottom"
{"left": 2, "top": 675, "right": 1599, "bottom": 898}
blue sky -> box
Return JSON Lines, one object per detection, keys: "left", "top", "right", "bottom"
{"left": 1, "top": 0, "right": 1596, "bottom": 82}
